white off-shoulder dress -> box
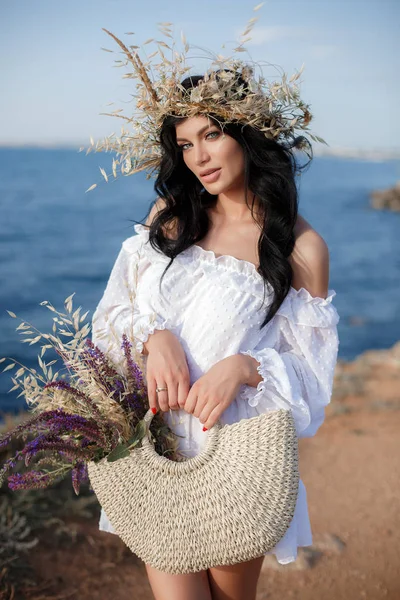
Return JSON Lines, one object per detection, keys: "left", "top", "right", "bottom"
{"left": 91, "top": 223, "right": 340, "bottom": 565}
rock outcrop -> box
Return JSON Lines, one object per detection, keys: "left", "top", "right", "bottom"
{"left": 370, "top": 181, "right": 400, "bottom": 211}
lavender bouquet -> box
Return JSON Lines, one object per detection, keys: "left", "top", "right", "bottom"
{"left": 0, "top": 293, "right": 183, "bottom": 496}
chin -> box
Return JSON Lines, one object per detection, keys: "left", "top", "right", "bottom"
{"left": 204, "top": 180, "right": 229, "bottom": 194}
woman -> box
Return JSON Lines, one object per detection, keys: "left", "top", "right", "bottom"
{"left": 91, "top": 73, "right": 340, "bottom": 600}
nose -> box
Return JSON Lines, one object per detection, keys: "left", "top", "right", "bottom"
{"left": 194, "top": 142, "right": 210, "bottom": 166}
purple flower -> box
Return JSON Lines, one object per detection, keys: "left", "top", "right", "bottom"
{"left": 71, "top": 461, "right": 88, "bottom": 495}
{"left": 46, "top": 412, "right": 110, "bottom": 447}
{"left": 21, "top": 439, "right": 91, "bottom": 460}
{"left": 82, "top": 338, "right": 121, "bottom": 385}
{"left": 0, "top": 325, "right": 153, "bottom": 495}
{"left": 43, "top": 381, "right": 105, "bottom": 423}
{"left": 8, "top": 470, "right": 52, "bottom": 491}
{"left": 121, "top": 334, "right": 145, "bottom": 392}
{"left": 0, "top": 408, "right": 70, "bottom": 450}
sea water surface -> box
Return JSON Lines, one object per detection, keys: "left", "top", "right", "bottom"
{"left": 0, "top": 148, "right": 399, "bottom": 416}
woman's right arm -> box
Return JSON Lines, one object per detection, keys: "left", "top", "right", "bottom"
{"left": 91, "top": 197, "right": 191, "bottom": 414}
{"left": 142, "top": 197, "right": 191, "bottom": 412}
{"left": 143, "top": 329, "right": 191, "bottom": 413}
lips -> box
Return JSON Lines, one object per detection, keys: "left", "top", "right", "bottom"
{"left": 200, "top": 168, "right": 222, "bottom": 184}
{"left": 200, "top": 168, "right": 220, "bottom": 177}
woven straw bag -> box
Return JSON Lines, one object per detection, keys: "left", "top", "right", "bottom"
{"left": 87, "top": 407, "right": 299, "bottom": 574}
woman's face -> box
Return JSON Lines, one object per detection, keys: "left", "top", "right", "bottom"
{"left": 175, "top": 115, "right": 245, "bottom": 195}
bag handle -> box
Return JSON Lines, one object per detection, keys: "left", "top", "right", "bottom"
{"left": 143, "top": 407, "right": 222, "bottom": 430}
{"left": 140, "top": 407, "right": 223, "bottom": 471}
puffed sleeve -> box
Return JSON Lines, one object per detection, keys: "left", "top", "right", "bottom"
{"left": 239, "top": 287, "right": 340, "bottom": 438}
{"left": 91, "top": 231, "right": 171, "bottom": 368}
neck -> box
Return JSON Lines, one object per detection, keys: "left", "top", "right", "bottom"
{"left": 213, "top": 189, "right": 263, "bottom": 222}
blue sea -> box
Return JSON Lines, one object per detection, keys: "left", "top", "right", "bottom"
{"left": 0, "top": 148, "right": 399, "bottom": 417}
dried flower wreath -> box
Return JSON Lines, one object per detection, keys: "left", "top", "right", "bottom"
{"left": 81, "top": 3, "right": 327, "bottom": 191}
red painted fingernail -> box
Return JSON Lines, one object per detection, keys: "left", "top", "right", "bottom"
{"left": 202, "top": 426, "right": 208, "bottom": 431}
{"left": 151, "top": 407, "right": 157, "bottom": 414}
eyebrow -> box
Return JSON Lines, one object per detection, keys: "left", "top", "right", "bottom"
{"left": 176, "top": 124, "right": 215, "bottom": 143}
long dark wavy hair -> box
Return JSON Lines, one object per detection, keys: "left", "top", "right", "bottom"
{"left": 137, "top": 72, "right": 313, "bottom": 330}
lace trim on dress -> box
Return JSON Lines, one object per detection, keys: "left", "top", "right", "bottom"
{"left": 238, "top": 348, "right": 312, "bottom": 434}
{"left": 133, "top": 312, "right": 172, "bottom": 355}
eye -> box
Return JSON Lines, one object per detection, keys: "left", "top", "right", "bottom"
{"left": 206, "top": 131, "right": 220, "bottom": 140}
{"left": 178, "top": 130, "right": 220, "bottom": 151}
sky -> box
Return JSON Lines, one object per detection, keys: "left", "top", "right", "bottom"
{"left": 0, "top": 0, "right": 399, "bottom": 152}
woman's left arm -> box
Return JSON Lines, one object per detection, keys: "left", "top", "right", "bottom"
{"left": 182, "top": 289, "right": 340, "bottom": 433}
{"left": 183, "top": 232, "right": 340, "bottom": 433}
{"left": 237, "top": 287, "right": 340, "bottom": 438}
{"left": 237, "top": 233, "right": 340, "bottom": 438}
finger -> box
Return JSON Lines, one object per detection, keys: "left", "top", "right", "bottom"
{"left": 177, "top": 377, "right": 190, "bottom": 409}
{"left": 184, "top": 387, "right": 197, "bottom": 414}
{"left": 166, "top": 375, "right": 179, "bottom": 410}
{"left": 193, "top": 396, "right": 206, "bottom": 419}
{"left": 201, "top": 404, "right": 221, "bottom": 431}
{"left": 156, "top": 386, "right": 169, "bottom": 412}
{"left": 147, "top": 377, "right": 158, "bottom": 413}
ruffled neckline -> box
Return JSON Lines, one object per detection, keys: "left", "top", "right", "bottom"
{"left": 188, "top": 241, "right": 261, "bottom": 280}
{"left": 133, "top": 223, "right": 337, "bottom": 305}
{"left": 181, "top": 242, "right": 337, "bottom": 307}
{"left": 134, "top": 223, "right": 262, "bottom": 280}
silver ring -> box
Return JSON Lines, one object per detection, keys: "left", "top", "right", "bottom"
{"left": 156, "top": 387, "right": 168, "bottom": 393}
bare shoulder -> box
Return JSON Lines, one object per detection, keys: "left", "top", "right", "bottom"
{"left": 145, "top": 197, "right": 167, "bottom": 226}
{"left": 145, "top": 197, "right": 178, "bottom": 239}
{"left": 290, "top": 214, "right": 330, "bottom": 298}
